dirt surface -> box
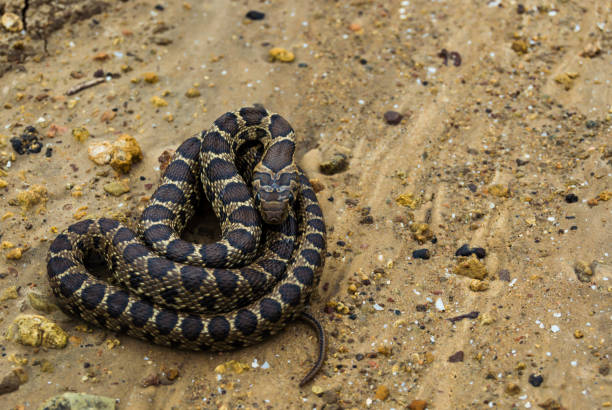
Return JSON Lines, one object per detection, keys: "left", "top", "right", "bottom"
{"left": 0, "top": 0, "right": 611, "bottom": 409}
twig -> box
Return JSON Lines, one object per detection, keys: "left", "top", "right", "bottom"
{"left": 447, "top": 311, "right": 479, "bottom": 323}
{"left": 65, "top": 78, "right": 106, "bottom": 96}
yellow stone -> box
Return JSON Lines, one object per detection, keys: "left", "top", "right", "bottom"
{"left": 395, "top": 192, "right": 418, "bottom": 209}
{"left": 185, "top": 88, "right": 201, "bottom": 98}
{"left": 8, "top": 314, "right": 68, "bottom": 348}
{"left": 6, "top": 247, "right": 23, "bottom": 260}
{"left": 489, "top": 184, "right": 509, "bottom": 198}
{"left": 269, "top": 47, "right": 295, "bottom": 63}
{"left": 0, "top": 285, "right": 18, "bottom": 301}
{"left": 0, "top": 178, "right": 7, "bottom": 188}
{"left": 375, "top": 385, "right": 389, "bottom": 400}
{"left": 143, "top": 72, "right": 159, "bottom": 83}
{"left": 72, "top": 126, "right": 90, "bottom": 142}
{"left": 110, "top": 134, "right": 143, "bottom": 173}
{"left": 103, "top": 179, "right": 130, "bottom": 196}
{"left": 151, "top": 96, "right": 168, "bottom": 107}
{"left": 574, "top": 330, "right": 584, "bottom": 339}
{"left": 16, "top": 185, "right": 48, "bottom": 210}
{"left": 1, "top": 12, "right": 23, "bottom": 32}
{"left": 454, "top": 255, "right": 488, "bottom": 280}
{"left": 469, "top": 279, "right": 489, "bottom": 291}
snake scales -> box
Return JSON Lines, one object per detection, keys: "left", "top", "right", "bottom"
{"left": 47, "top": 107, "right": 327, "bottom": 385}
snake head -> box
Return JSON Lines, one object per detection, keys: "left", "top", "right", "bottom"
{"left": 252, "top": 167, "right": 298, "bottom": 225}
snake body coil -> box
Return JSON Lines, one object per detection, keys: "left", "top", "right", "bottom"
{"left": 47, "top": 107, "right": 326, "bottom": 385}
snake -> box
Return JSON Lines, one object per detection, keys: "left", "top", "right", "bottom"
{"left": 46, "top": 107, "right": 327, "bottom": 385}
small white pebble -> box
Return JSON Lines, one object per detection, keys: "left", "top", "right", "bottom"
{"left": 435, "top": 298, "right": 445, "bottom": 311}
{"left": 261, "top": 361, "right": 270, "bottom": 369}
{"left": 551, "top": 325, "right": 560, "bottom": 333}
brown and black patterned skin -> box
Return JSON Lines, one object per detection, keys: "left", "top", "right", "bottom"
{"left": 47, "top": 108, "right": 327, "bottom": 385}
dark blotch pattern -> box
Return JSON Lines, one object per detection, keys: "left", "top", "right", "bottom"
{"left": 47, "top": 256, "right": 76, "bottom": 278}
{"left": 99, "top": 218, "right": 120, "bottom": 234}
{"left": 307, "top": 218, "right": 326, "bottom": 232}
{"left": 301, "top": 249, "right": 322, "bottom": 267}
{"left": 262, "top": 140, "right": 294, "bottom": 172}
{"left": 208, "top": 316, "right": 230, "bottom": 341}
{"left": 269, "top": 114, "right": 293, "bottom": 138}
{"left": 58, "top": 273, "right": 87, "bottom": 297}
{"left": 257, "top": 259, "right": 285, "bottom": 279}
{"left": 181, "top": 315, "right": 204, "bottom": 341}
{"left": 214, "top": 112, "right": 239, "bottom": 135}
{"left": 206, "top": 158, "right": 237, "bottom": 181}
{"left": 305, "top": 204, "right": 323, "bottom": 217}
{"left": 49, "top": 235, "right": 72, "bottom": 253}
{"left": 130, "top": 301, "right": 154, "bottom": 328}
{"left": 239, "top": 106, "right": 266, "bottom": 126}
{"left": 176, "top": 136, "right": 201, "bottom": 159}
{"left": 259, "top": 298, "right": 282, "bottom": 322}
{"left": 106, "top": 291, "right": 130, "bottom": 318}
{"left": 203, "top": 131, "right": 232, "bottom": 154}
{"left": 112, "top": 227, "right": 135, "bottom": 246}
{"left": 155, "top": 309, "right": 179, "bottom": 335}
{"left": 294, "top": 266, "right": 314, "bottom": 286}
{"left": 180, "top": 265, "right": 207, "bottom": 292}
{"left": 279, "top": 284, "right": 301, "bottom": 306}
{"left": 220, "top": 182, "right": 251, "bottom": 204}
{"left": 68, "top": 219, "right": 93, "bottom": 234}
{"left": 141, "top": 204, "right": 174, "bottom": 223}
{"left": 306, "top": 233, "right": 325, "bottom": 250}
{"left": 123, "top": 243, "right": 149, "bottom": 264}
{"left": 81, "top": 283, "right": 106, "bottom": 310}
{"left": 240, "top": 268, "right": 265, "bottom": 290}
{"left": 214, "top": 269, "right": 238, "bottom": 297}
{"left": 200, "top": 243, "right": 228, "bottom": 266}
{"left": 226, "top": 229, "right": 256, "bottom": 254}
{"left": 154, "top": 184, "right": 185, "bottom": 204}
{"left": 269, "top": 239, "right": 293, "bottom": 259}
{"left": 147, "top": 257, "right": 175, "bottom": 280}
{"left": 228, "top": 206, "right": 259, "bottom": 226}
{"left": 160, "top": 288, "right": 178, "bottom": 306}
{"left": 166, "top": 239, "right": 195, "bottom": 262}
{"left": 143, "top": 224, "right": 173, "bottom": 243}
{"left": 235, "top": 309, "right": 257, "bottom": 336}
{"left": 164, "top": 160, "right": 195, "bottom": 184}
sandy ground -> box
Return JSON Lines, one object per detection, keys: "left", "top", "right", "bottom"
{"left": 0, "top": 0, "right": 611, "bottom": 408}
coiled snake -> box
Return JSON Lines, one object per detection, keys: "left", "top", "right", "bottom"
{"left": 47, "top": 107, "right": 327, "bottom": 385}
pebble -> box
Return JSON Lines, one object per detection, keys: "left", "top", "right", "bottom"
{"left": 408, "top": 400, "right": 427, "bottom": 410}
{"left": 448, "top": 351, "right": 464, "bottom": 362}
{"left": 383, "top": 110, "right": 403, "bottom": 125}
{"left": 573, "top": 260, "right": 593, "bottom": 282}
{"left": 498, "top": 269, "right": 511, "bottom": 281}
{"left": 10, "top": 127, "right": 43, "bottom": 155}
{"left": 453, "top": 255, "right": 488, "bottom": 279}
{"left": 27, "top": 292, "right": 58, "bottom": 313}
{"left": 395, "top": 192, "right": 418, "bottom": 209}
{"left": 374, "top": 385, "right": 389, "bottom": 400}
{"left": 15, "top": 185, "right": 48, "bottom": 210}
{"left": 469, "top": 279, "right": 489, "bottom": 292}
{"left": 103, "top": 180, "right": 130, "bottom": 197}
{"left": 5, "top": 248, "right": 23, "bottom": 260}
{"left": 564, "top": 193, "right": 578, "bottom": 203}
{"left": 8, "top": 314, "right": 68, "bottom": 348}
{"left": 72, "top": 126, "right": 90, "bottom": 142}
{"left": 412, "top": 248, "right": 430, "bottom": 259}
{"left": 505, "top": 383, "right": 521, "bottom": 395}
{"left": 0, "top": 371, "right": 21, "bottom": 395}
{"left": 143, "top": 72, "right": 159, "bottom": 83}
{"left": 319, "top": 153, "right": 349, "bottom": 175}
{"left": 410, "top": 223, "right": 433, "bottom": 243}
{"left": 109, "top": 134, "right": 143, "bottom": 173}
{"left": 245, "top": 10, "right": 265, "bottom": 20}
{"left": 455, "top": 244, "right": 472, "bottom": 257}
{"left": 1, "top": 12, "right": 23, "bottom": 32}
{"left": 185, "top": 88, "right": 201, "bottom": 98}
{"left": 38, "top": 392, "right": 116, "bottom": 410}
{"left": 528, "top": 374, "right": 544, "bottom": 387}
{"left": 0, "top": 285, "right": 18, "bottom": 301}
{"left": 268, "top": 47, "right": 295, "bottom": 63}
{"left": 151, "top": 96, "right": 168, "bottom": 107}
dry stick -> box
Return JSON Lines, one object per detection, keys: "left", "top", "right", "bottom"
{"left": 65, "top": 78, "right": 106, "bottom": 96}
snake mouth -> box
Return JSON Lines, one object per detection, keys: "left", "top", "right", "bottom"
{"left": 260, "top": 202, "right": 287, "bottom": 224}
